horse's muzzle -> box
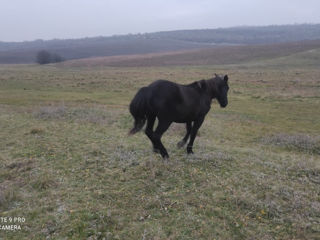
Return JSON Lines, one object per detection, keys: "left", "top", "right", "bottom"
{"left": 220, "top": 102, "right": 228, "bottom": 108}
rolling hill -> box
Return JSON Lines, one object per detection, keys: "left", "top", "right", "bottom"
{"left": 60, "top": 39, "right": 320, "bottom": 67}
{"left": 1, "top": 24, "right": 320, "bottom": 64}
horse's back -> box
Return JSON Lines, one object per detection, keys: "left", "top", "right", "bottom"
{"left": 148, "top": 80, "right": 181, "bottom": 101}
{"left": 146, "top": 80, "right": 180, "bottom": 114}
{"left": 148, "top": 80, "right": 179, "bottom": 92}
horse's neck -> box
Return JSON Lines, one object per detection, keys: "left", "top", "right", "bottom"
{"left": 205, "top": 79, "right": 217, "bottom": 99}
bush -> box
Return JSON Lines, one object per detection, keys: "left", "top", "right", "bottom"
{"left": 36, "top": 50, "right": 64, "bottom": 64}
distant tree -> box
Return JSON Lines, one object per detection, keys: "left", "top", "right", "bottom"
{"left": 36, "top": 50, "right": 64, "bottom": 64}
{"left": 51, "top": 53, "right": 64, "bottom": 63}
{"left": 36, "top": 50, "right": 51, "bottom": 64}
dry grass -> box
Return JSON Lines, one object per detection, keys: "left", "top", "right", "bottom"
{"left": 0, "top": 48, "right": 320, "bottom": 239}
{"left": 0, "top": 187, "right": 21, "bottom": 211}
{"left": 262, "top": 133, "right": 320, "bottom": 154}
{"left": 33, "top": 104, "right": 121, "bottom": 125}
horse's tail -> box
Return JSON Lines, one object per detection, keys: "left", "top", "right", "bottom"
{"left": 128, "top": 87, "right": 149, "bottom": 135}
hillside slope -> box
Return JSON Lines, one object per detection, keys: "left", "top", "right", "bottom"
{"left": 60, "top": 40, "right": 320, "bottom": 67}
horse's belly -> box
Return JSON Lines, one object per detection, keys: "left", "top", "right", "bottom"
{"left": 172, "top": 109, "right": 200, "bottom": 122}
{"left": 173, "top": 103, "right": 210, "bottom": 122}
{"left": 156, "top": 99, "right": 209, "bottom": 123}
{"left": 173, "top": 119, "right": 193, "bottom": 123}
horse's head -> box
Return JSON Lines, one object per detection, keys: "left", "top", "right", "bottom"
{"left": 207, "top": 74, "right": 229, "bottom": 108}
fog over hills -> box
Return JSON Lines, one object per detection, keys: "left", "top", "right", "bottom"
{"left": 1, "top": 24, "right": 320, "bottom": 64}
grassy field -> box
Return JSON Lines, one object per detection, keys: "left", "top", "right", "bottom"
{"left": 0, "top": 51, "right": 320, "bottom": 239}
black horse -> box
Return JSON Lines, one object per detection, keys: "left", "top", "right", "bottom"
{"left": 129, "top": 74, "right": 229, "bottom": 158}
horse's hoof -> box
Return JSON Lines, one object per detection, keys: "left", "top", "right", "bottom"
{"left": 187, "top": 145, "right": 194, "bottom": 154}
{"left": 162, "top": 154, "right": 169, "bottom": 159}
{"left": 153, "top": 148, "right": 160, "bottom": 153}
{"left": 187, "top": 148, "right": 194, "bottom": 154}
{"left": 177, "top": 140, "right": 185, "bottom": 149}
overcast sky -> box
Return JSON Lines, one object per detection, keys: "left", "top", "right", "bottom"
{"left": 1, "top": 0, "right": 320, "bottom": 42}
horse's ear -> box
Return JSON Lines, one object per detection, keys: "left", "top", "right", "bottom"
{"left": 224, "top": 75, "right": 228, "bottom": 82}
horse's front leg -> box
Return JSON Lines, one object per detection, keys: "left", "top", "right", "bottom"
{"left": 177, "top": 121, "right": 192, "bottom": 148}
{"left": 187, "top": 116, "right": 205, "bottom": 154}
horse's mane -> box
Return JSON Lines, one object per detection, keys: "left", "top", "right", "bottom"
{"left": 186, "top": 79, "right": 207, "bottom": 90}
{"left": 187, "top": 81, "right": 201, "bottom": 89}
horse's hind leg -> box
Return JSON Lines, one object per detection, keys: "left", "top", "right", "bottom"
{"left": 153, "top": 119, "right": 171, "bottom": 158}
{"left": 177, "top": 121, "right": 192, "bottom": 148}
{"left": 145, "top": 115, "right": 156, "bottom": 151}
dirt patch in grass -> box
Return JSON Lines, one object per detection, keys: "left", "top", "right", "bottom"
{"left": 29, "top": 127, "right": 45, "bottom": 135}
{"left": 31, "top": 172, "right": 57, "bottom": 191}
{"left": 0, "top": 186, "right": 21, "bottom": 211}
{"left": 5, "top": 159, "right": 34, "bottom": 171}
